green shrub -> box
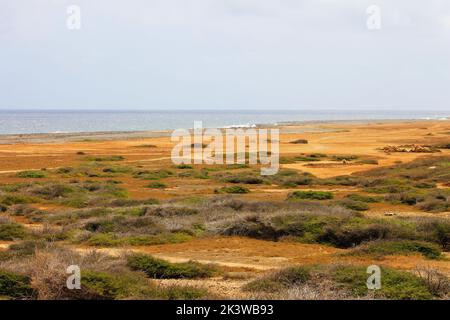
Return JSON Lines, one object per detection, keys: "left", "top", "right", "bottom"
{"left": 244, "top": 266, "right": 310, "bottom": 292}
{"left": 351, "top": 240, "right": 442, "bottom": 259}
{"left": 29, "top": 183, "right": 74, "bottom": 200}
{"left": 339, "top": 200, "right": 369, "bottom": 211}
{"left": 418, "top": 220, "right": 450, "bottom": 250}
{"left": 0, "top": 195, "right": 36, "bottom": 206}
{"left": 281, "top": 176, "right": 313, "bottom": 187}
{"left": 287, "top": 190, "right": 333, "bottom": 200}
{"left": 56, "top": 167, "right": 74, "bottom": 174}
{"left": 16, "top": 170, "right": 46, "bottom": 178}
{"left": 224, "top": 164, "right": 250, "bottom": 170}
{"left": 147, "top": 206, "right": 199, "bottom": 217}
{"left": 176, "top": 164, "right": 193, "bottom": 169}
{"left": 222, "top": 215, "right": 290, "bottom": 241}
{"left": 317, "top": 223, "right": 392, "bottom": 248}
{"left": 414, "top": 182, "right": 436, "bottom": 189}
{"left": 223, "top": 175, "right": 264, "bottom": 184}
{"left": 331, "top": 155, "right": 359, "bottom": 161}
{"left": 133, "top": 169, "right": 173, "bottom": 180}
{"left": 333, "top": 266, "right": 435, "bottom": 300}
{"left": 102, "top": 166, "right": 132, "bottom": 174}
{"left": 146, "top": 182, "right": 167, "bottom": 189}
{"left": 294, "top": 156, "right": 322, "bottom": 162}
{"left": 0, "top": 223, "right": 26, "bottom": 240}
{"left": 81, "top": 271, "right": 126, "bottom": 299}
{"left": 345, "top": 194, "right": 380, "bottom": 203}
{"left": 0, "top": 270, "right": 34, "bottom": 299}
{"left": 418, "top": 200, "right": 450, "bottom": 213}
{"left": 161, "top": 285, "right": 208, "bottom": 300}
{"left": 320, "top": 176, "right": 364, "bottom": 186}
{"left": 127, "top": 254, "right": 216, "bottom": 279}
{"left": 356, "top": 159, "right": 379, "bottom": 165}
{"left": 436, "top": 143, "right": 450, "bottom": 149}
{"left": 216, "top": 186, "right": 250, "bottom": 194}
{"left": 80, "top": 271, "right": 207, "bottom": 300}
{"left": 0, "top": 240, "right": 46, "bottom": 261}
{"left": 86, "top": 233, "right": 121, "bottom": 247}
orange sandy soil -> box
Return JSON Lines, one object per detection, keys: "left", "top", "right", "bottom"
{"left": 1, "top": 120, "right": 449, "bottom": 297}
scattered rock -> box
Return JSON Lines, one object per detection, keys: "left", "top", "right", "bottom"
{"left": 379, "top": 144, "right": 440, "bottom": 153}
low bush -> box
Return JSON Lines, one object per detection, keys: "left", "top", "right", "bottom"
{"left": 86, "top": 233, "right": 121, "bottom": 247}
{"left": 418, "top": 200, "right": 450, "bottom": 213}
{"left": 320, "top": 176, "right": 364, "bottom": 186}
{"left": 102, "top": 166, "right": 133, "bottom": 174}
{"left": 297, "top": 156, "right": 321, "bottom": 162}
{"left": 333, "top": 266, "right": 435, "bottom": 300}
{"left": 418, "top": 220, "right": 450, "bottom": 250}
{"left": 133, "top": 169, "right": 173, "bottom": 180}
{"left": 0, "top": 270, "right": 34, "bottom": 299}
{"left": 79, "top": 271, "right": 207, "bottom": 300}
{"left": 356, "top": 159, "right": 379, "bottom": 165}
{"left": 345, "top": 194, "right": 380, "bottom": 203}
{"left": 146, "top": 206, "right": 199, "bottom": 217}
{"left": 0, "top": 240, "right": 46, "bottom": 261}
{"left": 0, "top": 223, "right": 27, "bottom": 240}
{"left": 16, "top": 170, "right": 47, "bottom": 178}
{"left": 0, "top": 195, "right": 32, "bottom": 206}
{"left": 317, "top": 223, "right": 393, "bottom": 248}
{"left": 176, "top": 164, "right": 193, "bottom": 169}
{"left": 223, "top": 175, "right": 264, "bottom": 184}
{"left": 127, "top": 254, "right": 216, "bottom": 279}
{"left": 436, "top": 143, "right": 450, "bottom": 149}
{"left": 351, "top": 240, "right": 442, "bottom": 259}
{"left": 56, "top": 167, "right": 74, "bottom": 174}
{"left": 29, "top": 183, "right": 74, "bottom": 200}
{"left": 146, "top": 182, "right": 167, "bottom": 189}
{"left": 8, "top": 204, "right": 43, "bottom": 217}
{"left": 215, "top": 186, "right": 250, "bottom": 194}
{"left": 244, "top": 266, "right": 310, "bottom": 292}
{"left": 221, "top": 215, "right": 291, "bottom": 241}
{"left": 331, "top": 155, "right": 359, "bottom": 161}
{"left": 287, "top": 190, "right": 333, "bottom": 200}
{"left": 339, "top": 200, "right": 369, "bottom": 211}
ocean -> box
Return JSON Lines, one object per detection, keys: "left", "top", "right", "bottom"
{"left": 0, "top": 110, "right": 448, "bottom": 135}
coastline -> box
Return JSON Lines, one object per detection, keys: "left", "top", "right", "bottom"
{"left": 0, "top": 118, "right": 447, "bottom": 144}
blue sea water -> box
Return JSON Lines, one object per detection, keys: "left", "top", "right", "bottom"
{"left": 0, "top": 110, "right": 448, "bottom": 135}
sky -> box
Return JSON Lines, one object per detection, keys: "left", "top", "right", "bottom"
{"left": 0, "top": 0, "right": 449, "bottom": 111}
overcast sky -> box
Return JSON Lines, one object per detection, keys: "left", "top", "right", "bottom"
{"left": 0, "top": 0, "right": 449, "bottom": 110}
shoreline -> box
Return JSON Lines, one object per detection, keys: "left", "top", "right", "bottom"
{"left": 0, "top": 118, "right": 448, "bottom": 144}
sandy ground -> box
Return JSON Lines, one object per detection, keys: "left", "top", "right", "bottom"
{"left": 1, "top": 120, "right": 449, "bottom": 176}
{"left": 1, "top": 120, "right": 449, "bottom": 297}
